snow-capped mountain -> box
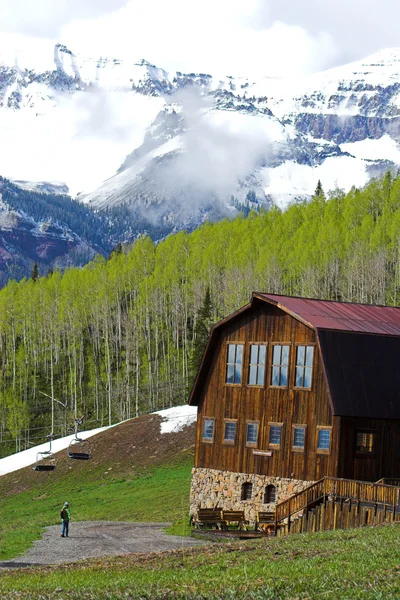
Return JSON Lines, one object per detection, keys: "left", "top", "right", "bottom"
{"left": 1, "top": 44, "right": 400, "bottom": 225}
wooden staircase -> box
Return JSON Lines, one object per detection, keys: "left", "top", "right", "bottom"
{"left": 274, "top": 476, "right": 400, "bottom": 536}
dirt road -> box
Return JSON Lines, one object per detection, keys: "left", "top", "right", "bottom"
{"left": 0, "top": 521, "right": 205, "bottom": 568}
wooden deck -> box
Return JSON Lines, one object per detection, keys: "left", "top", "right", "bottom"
{"left": 275, "top": 476, "right": 400, "bottom": 535}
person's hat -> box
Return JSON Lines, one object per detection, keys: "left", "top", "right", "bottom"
{"left": 64, "top": 502, "right": 69, "bottom": 506}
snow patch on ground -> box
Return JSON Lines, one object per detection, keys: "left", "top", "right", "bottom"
{"left": 155, "top": 405, "right": 197, "bottom": 434}
{"left": 0, "top": 426, "right": 113, "bottom": 477}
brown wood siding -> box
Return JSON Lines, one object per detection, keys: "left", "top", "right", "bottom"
{"left": 194, "top": 304, "right": 338, "bottom": 481}
{"left": 338, "top": 417, "right": 400, "bottom": 482}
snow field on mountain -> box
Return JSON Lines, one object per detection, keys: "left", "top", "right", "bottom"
{"left": 1, "top": 44, "right": 400, "bottom": 215}
{"left": 341, "top": 134, "right": 400, "bottom": 163}
{"left": 262, "top": 155, "right": 370, "bottom": 209}
{"left": 84, "top": 135, "right": 183, "bottom": 207}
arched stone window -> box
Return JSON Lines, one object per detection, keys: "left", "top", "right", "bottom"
{"left": 264, "top": 484, "right": 276, "bottom": 503}
{"left": 241, "top": 482, "right": 253, "bottom": 501}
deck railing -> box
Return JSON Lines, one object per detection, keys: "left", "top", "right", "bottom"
{"left": 376, "top": 478, "right": 400, "bottom": 488}
{"left": 275, "top": 476, "right": 400, "bottom": 532}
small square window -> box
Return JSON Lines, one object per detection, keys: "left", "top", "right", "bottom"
{"left": 317, "top": 428, "right": 331, "bottom": 452}
{"left": 224, "top": 420, "right": 237, "bottom": 443}
{"left": 269, "top": 425, "right": 282, "bottom": 446}
{"left": 246, "top": 422, "right": 259, "bottom": 446}
{"left": 293, "top": 426, "right": 306, "bottom": 450}
{"left": 202, "top": 418, "right": 215, "bottom": 442}
{"left": 356, "top": 431, "right": 375, "bottom": 454}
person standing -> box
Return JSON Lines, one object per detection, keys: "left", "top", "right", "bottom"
{"left": 60, "top": 502, "right": 71, "bottom": 537}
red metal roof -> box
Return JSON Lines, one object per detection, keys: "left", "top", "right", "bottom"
{"left": 255, "top": 293, "right": 400, "bottom": 336}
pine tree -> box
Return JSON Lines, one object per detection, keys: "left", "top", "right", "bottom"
{"left": 314, "top": 180, "right": 324, "bottom": 197}
{"left": 31, "top": 262, "right": 39, "bottom": 282}
{"left": 189, "top": 287, "right": 213, "bottom": 387}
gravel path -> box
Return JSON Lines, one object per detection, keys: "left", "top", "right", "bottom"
{"left": 0, "top": 521, "right": 205, "bottom": 568}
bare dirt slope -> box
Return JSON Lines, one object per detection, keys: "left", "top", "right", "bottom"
{"left": 0, "top": 413, "right": 196, "bottom": 498}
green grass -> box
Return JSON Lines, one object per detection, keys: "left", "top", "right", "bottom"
{"left": 0, "top": 454, "right": 193, "bottom": 561}
{"left": 0, "top": 525, "right": 399, "bottom": 599}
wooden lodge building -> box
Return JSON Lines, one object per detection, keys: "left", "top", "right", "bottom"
{"left": 189, "top": 293, "right": 400, "bottom": 522}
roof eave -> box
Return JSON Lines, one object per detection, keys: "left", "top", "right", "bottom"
{"left": 252, "top": 292, "right": 316, "bottom": 332}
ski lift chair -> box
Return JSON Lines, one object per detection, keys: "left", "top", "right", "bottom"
{"left": 33, "top": 433, "right": 56, "bottom": 471}
{"left": 33, "top": 449, "right": 56, "bottom": 471}
{"left": 68, "top": 436, "right": 91, "bottom": 460}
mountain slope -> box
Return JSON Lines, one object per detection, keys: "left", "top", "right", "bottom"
{"left": 78, "top": 47, "right": 400, "bottom": 211}
{"left": 0, "top": 44, "right": 400, "bottom": 237}
{"left": 0, "top": 177, "right": 107, "bottom": 283}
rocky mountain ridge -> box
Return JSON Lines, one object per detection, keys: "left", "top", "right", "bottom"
{"left": 0, "top": 44, "right": 399, "bottom": 281}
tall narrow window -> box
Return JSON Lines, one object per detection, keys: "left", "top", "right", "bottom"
{"left": 248, "top": 344, "right": 267, "bottom": 386}
{"left": 271, "top": 345, "right": 290, "bottom": 387}
{"left": 264, "top": 485, "right": 276, "bottom": 503}
{"left": 246, "top": 422, "right": 259, "bottom": 446}
{"left": 293, "top": 426, "right": 306, "bottom": 450}
{"left": 224, "top": 420, "right": 237, "bottom": 444}
{"left": 226, "top": 344, "right": 244, "bottom": 384}
{"left": 269, "top": 424, "right": 282, "bottom": 447}
{"left": 317, "top": 427, "right": 331, "bottom": 453}
{"left": 241, "top": 482, "right": 253, "bottom": 500}
{"left": 202, "top": 418, "right": 215, "bottom": 442}
{"left": 356, "top": 431, "right": 375, "bottom": 454}
{"left": 295, "top": 346, "right": 314, "bottom": 388}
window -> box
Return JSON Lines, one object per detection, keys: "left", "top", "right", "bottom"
{"left": 317, "top": 427, "right": 331, "bottom": 453}
{"left": 264, "top": 484, "right": 276, "bottom": 503}
{"left": 223, "top": 420, "right": 237, "bottom": 444}
{"left": 202, "top": 418, "right": 215, "bottom": 442}
{"left": 295, "top": 345, "right": 314, "bottom": 388}
{"left": 293, "top": 426, "right": 306, "bottom": 450}
{"left": 356, "top": 431, "right": 375, "bottom": 454}
{"left": 226, "top": 344, "right": 244, "bottom": 384}
{"left": 241, "top": 482, "right": 253, "bottom": 500}
{"left": 269, "top": 424, "right": 282, "bottom": 447}
{"left": 271, "top": 345, "right": 290, "bottom": 387}
{"left": 248, "top": 344, "right": 267, "bottom": 386}
{"left": 246, "top": 422, "right": 259, "bottom": 446}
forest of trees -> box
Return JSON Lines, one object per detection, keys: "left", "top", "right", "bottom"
{"left": 1, "top": 171, "right": 400, "bottom": 456}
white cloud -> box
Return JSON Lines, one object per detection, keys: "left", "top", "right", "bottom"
{"left": 54, "top": 0, "right": 338, "bottom": 77}
{"left": 0, "top": 0, "right": 127, "bottom": 37}
{"left": 0, "top": 0, "right": 396, "bottom": 77}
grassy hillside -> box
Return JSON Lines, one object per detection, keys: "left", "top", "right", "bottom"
{"left": 0, "top": 525, "right": 399, "bottom": 599}
{"left": 1, "top": 412, "right": 400, "bottom": 598}
{"left": 0, "top": 414, "right": 196, "bottom": 560}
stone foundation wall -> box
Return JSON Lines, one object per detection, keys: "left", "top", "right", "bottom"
{"left": 190, "top": 467, "right": 313, "bottom": 523}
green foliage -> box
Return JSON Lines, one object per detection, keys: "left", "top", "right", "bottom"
{"left": 1, "top": 171, "right": 400, "bottom": 453}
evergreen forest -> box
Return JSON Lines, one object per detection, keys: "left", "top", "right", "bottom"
{"left": 1, "top": 172, "right": 400, "bottom": 457}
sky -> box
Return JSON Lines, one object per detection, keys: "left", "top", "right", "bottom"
{"left": 0, "top": 0, "right": 397, "bottom": 77}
